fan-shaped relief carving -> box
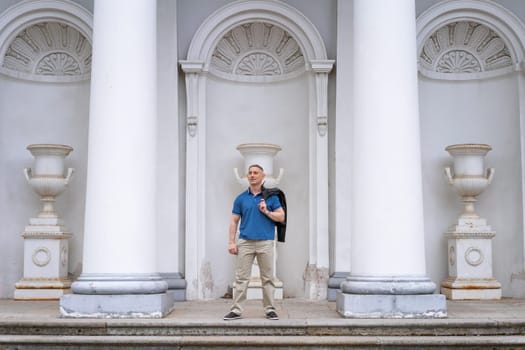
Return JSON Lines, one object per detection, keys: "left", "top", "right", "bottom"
{"left": 235, "top": 52, "right": 281, "bottom": 75}
{"left": 437, "top": 50, "right": 481, "bottom": 73}
{"left": 210, "top": 22, "right": 305, "bottom": 82}
{"left": 2, "top": 22, "right": 91, "bottom": 82}
{"left": 419, "top": 21, "right": 512, "bottom": 79}
{"left": 36, "top": 52, "right": 81, "bottom": 75}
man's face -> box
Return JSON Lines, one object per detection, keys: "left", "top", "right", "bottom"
{"left": 247, "top": 166, "right": 264, "bottom": 186}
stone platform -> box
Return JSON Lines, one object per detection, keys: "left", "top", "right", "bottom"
{"left": 1, "top": 298, "right": 525, "bottom": 349}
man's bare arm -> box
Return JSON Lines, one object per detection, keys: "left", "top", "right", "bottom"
{"left": 265, "top": 207, "right": 285, "bottom": 223}
{"left": 228, "top": 214, "right": 240, "bottom": 254}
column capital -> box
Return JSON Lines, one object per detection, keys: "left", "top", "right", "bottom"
{"left": 180, "top": 60, "right": 206, "bottom": 73}
{"left": 310, "top": 59, "right": 334, "bottom": 73}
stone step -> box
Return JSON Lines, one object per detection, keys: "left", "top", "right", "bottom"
{"left": 0, "top": 334, "right": 525, "bottom": 349}
{"left": 1, "top": 319, "right": 525, "bottom": 337}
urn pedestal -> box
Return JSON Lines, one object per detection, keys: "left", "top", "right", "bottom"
{"left": 14, "top": 144, "right": 74, "bottom": 300}
{"left": 441, "top": 144, "right": 501, "bottom": 300}
{"left": 233, "top": 143, "right": 284, "bottom": 300}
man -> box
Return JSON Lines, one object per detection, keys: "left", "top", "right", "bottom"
{"left": 223, "top": 164, "right": 285, "bottom": 321}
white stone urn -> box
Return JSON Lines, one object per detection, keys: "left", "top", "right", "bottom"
{"left": 24, "top": 144, "right": 74, "bottom": 218}
{"left": 441, "top": 143, "right": 501, "bottom": 300}
{"left": 234, "top": 143, "right": 284, "bottom": 188}
{"left": 15, "top": 144, "right": 74, "bottom": 300}
{"left": 444, "top": 143, "right": 494, "bottom": 218}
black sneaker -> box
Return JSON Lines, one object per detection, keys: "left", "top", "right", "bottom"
{"left": 223, "top": 311, "right": 241, "bottom": 320}
{"left": 266, "top": 310, "right": 279, "bottom": 320}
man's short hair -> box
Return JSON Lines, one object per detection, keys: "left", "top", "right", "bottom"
{"left": 248, "top": 164, "right": 264, "bottom": 172}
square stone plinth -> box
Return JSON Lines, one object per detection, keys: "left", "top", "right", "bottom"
{"left": 441, "top": 286, "right": 502, "bottom": 300}
{"left": 14, "top": 287, "right": 71, "bottom": 300}
{"left": 14, "top": 278, "right": 72, "bottom": 300}
{"left": 60, "top": 293, "right": 175, "bottom": 318}
{"left": 336, "top": 291, "right": 447, "bottom": 318}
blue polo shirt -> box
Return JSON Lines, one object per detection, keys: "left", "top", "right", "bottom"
{"left": 232, "top": 189, "right": 282, "bottom": 240}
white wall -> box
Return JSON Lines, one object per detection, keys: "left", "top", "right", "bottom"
{"left": 419, "top": 73, "right": 524, "bottom": 297}
{"left": 416, "top": 0, "right": 525, "bottom": 27}
{"left": 156, "top": 0, "right": 183, "bottom": 277}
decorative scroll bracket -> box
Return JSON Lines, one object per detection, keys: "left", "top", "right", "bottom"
{"left": 180, "top": 61, "right": 205, "bottom": 137}
{"left": 311, "top": 60, "right": 334, "bottom": 136}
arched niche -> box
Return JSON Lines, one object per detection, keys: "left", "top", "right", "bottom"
{"left": 0, "top": 0, "right": 93, "bottom": 82}
{"left": 0, "top": 1, "right": 93, "bottom": 290}
{"left": 180, "top": 0, "right": 334, "bottom": 300}
{"left": 417, "top": 0, "right": 525, "bottom": 80}
{"left": 417, "top": 0, "right": 525, "bottom": 297}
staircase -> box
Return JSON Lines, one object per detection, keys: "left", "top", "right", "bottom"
{"left": 0, "top": 299, "right": 524, "bottom": 349}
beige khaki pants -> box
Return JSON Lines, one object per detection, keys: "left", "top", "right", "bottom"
{"left": 231, "top": 239, "right": 275, "bottom": 314}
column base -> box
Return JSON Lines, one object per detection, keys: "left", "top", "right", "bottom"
{"left": 328, "top": 272, "right": 350, "bottom": 301}
{"left": 336, "top": 290, "right": 447, "bottom": 318}
{"left": 441, "top": 277, "right": 502, "bottom": 300}
{"left": 60, "top": 293, "right": 175, "bottom": 318}
{"left": 160, "top": 272, "right": 187, "bottom": 301}
{"left": 14, "top": 278, "right": 71, "bottom": 300}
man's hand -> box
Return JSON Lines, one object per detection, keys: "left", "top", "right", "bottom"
{"left": 258, "top": 199, "right": 268, "bottom": 214}
{"left": 228, "top": 242, "right": 238, "bottom": 255}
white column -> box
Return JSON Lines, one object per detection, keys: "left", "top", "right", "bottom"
{"left": 337, "top": 0, "right": 446, "bottom": 318}
{"left": 60, "top": 0, "right": 173, "bottom": 318}
{"left": 328, "top": 0, "right": 353, "bottom": 301}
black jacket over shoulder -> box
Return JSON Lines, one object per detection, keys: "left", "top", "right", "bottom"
{"left": 261, "top": 186, "right": 287, "bottom": 242}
